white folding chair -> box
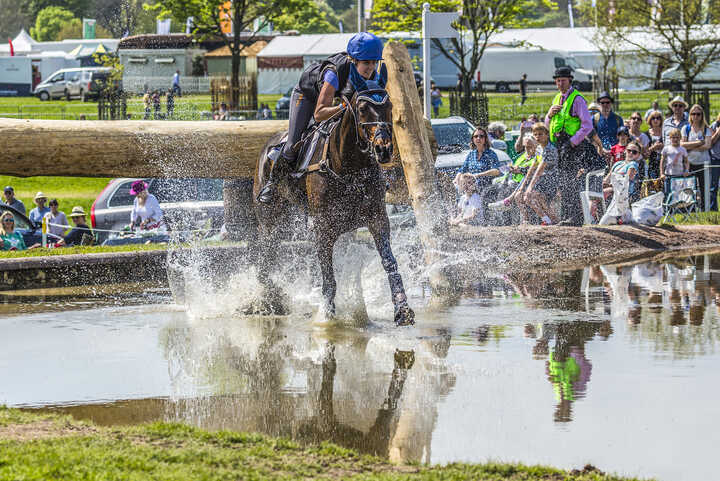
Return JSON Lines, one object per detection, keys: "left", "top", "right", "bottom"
{"left": 580, "top": 168, "right": 606, "bottom": 225}
{"left": 662, "top": 176, "right": 700, "bottom": 224}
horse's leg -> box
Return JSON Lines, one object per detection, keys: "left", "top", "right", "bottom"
{"left": 368, "top": 217, "right": 415, "bottom": 326}
{"left": 249, "top": 212, "right": 289, "bottom": 315}
{"left": 315, "top": 225, "right": 339, "bottom": 318}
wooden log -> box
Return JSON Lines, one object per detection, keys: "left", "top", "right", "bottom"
{"left": 0, "top": 118, "right": 289, "bottom": 178}
{"left": 383, "top": 42, "right": 448, "bottom": 261}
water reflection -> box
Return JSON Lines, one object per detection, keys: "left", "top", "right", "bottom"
{"left": 5, "top": 252, "right": 720, "bottom": 481}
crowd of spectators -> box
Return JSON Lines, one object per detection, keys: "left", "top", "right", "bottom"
{"left": 449, "top": 66, "right": 720, "bottom": 227}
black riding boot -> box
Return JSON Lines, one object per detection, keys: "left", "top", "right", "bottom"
{"left": 257, "top": 148, "right": 285, "bottom": 204}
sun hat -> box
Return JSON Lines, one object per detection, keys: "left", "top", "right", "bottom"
{"left": 552, "top": 66, "right": 573, "bottom": 79}
{"left": 34, "top": 191, "right": 47, "bottom": 200}
{"left": 668, "top": 95, "right": 688, "bottom": 109}
{"left": 4, "top": 186, "right": 13, "bottom": 193}
{"left": 588, "top": 102, "right": 600, "bottom": 111}
{"left": 129, "top": 180, "right": 148, "bottom": 195}
{"left": 69, "top": 206, "right": 86, "bottom": 217}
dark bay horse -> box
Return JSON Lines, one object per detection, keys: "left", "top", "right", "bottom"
{"left": 252, "top": 68, "right": 415, "bottom": 326}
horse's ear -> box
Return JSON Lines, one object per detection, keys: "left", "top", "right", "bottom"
{"left": 349, "top": 63, "right": 369, "bottom": 92}
{"left": 377, "top": 63, "right": 387, "bottom": 89}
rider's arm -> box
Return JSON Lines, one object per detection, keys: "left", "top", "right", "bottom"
{"left": 314, "top": 82, "right": 343, "bottom": 122}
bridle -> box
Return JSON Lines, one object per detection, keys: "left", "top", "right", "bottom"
{"left": 342, "top": 89, "right": 393, "bottom": 162}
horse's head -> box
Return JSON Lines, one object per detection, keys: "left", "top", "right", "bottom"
{"left": 348, "top": 64, "right": 394, "bottom": 164}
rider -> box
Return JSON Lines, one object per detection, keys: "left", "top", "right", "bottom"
{"left": 257, "top": 32, "right": 385, "bottom": 203}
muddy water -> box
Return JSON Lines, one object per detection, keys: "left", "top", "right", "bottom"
{"left": 2, "top": 253, "right": 720, "bottom": 481}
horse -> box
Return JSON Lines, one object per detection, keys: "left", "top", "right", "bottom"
{"left": 252, "top": 65, "right": 415, "bottom": 326}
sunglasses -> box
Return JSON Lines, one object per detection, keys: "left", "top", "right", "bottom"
{"left": 626, "top": 149, "right": 640, "bottom": 154}
{"left": 650, "top": 116, "right": 661, "bottom": 121}
{"left": 691, "top": 112, "right": 703, "bottom": 116}
{"left": 2, "top": 219, "right": 14, "bottom": 223}
{"left": 672, "top": 104, "right": 684, "bottom": 108}
{"left": 473, "top": 134, "right": 486, "bottom": 139}
{"left": 631, "top": 117, "right": 642, "bottom": 121}
{"left": 599, "top": 101, "right": 611, "bottom": 104}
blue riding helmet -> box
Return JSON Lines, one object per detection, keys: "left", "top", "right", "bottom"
{"left": 347, "top": 32, "right": 383, "bottom": 61}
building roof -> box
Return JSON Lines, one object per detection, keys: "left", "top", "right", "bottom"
{"left": 204, "top": 40, "right": 267, "bottom": 58}
{"left": 258, "top": 33, "right": 355, "bottom": 58}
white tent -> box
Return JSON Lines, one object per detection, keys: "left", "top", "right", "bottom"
{"left": 0, "top": 29, "right": 37, "bottom": 56}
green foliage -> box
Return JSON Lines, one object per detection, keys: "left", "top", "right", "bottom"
{"left": 273, "top": 0, "right": 338, "bottom": 33}
{"left": 25, "top": 0, "right": 91, "bottom": 19}
{"left": 0, "top": 0, "right": 30, "bottom": 40}
{"left": 30, "top": 6, "right": 76, "bottom": 41}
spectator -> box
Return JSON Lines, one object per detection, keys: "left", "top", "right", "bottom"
{"left": 593, "top": 91, "right": 624, "bottom": 149}
{"left": 214, "top": 102, "right": 229, "bottom": 121}
{"left": 129, "top": 180, "right": 164, "bottom": 230}
{"left": 28, "top": 192, "right": 50, "bottom": 226}
{"left": 659, "top": 128, "right": 689, "bottom": 195}
{"left": 501, "top": 134, "right": 542, "bottom": 224}
{"left": 2, "top": 186, "right": 25, "bottom": 215}
{"left": 514, "top": 115, "right": 540, "bottom": 153}
{"left": 628, "top": 111, "right": 645, "bottom": 145}
{"left": 152, "top": 91, "right": 161, "bottom": 120}
{"left": 486, "top": 133, "right": 538, "bottom": 216}
{"left": 172, "top": 69, "right": 182, "bottom": 96}
{"left": 43, "top": 199, "right": 69, "bottom": 236}
{"left": 610, "top": 126, "right": 632, "bottom": 166}
{"left": 681, "top": 103, "right": 712, "bottom": 209}
{"left": 449, "top": 173, "right": 482, "bottom": 226}
{"left": 520, "top": 73, "right": 528, "bottom": 105}
{"left": 430, "top": 82, "right": 442, "bottom": 117}
{"left": 663, "top": 96, "right": 689, "bottom": 143}
{"left": 56, "top": 207, "right": 93, "bottom": 247}
{"left": 487, "top": 122, "right": 507, "bottom": 150}
{"left": 545, "top": 66, "right": 599, "bottom": 225}
{"left": 524, "top": 122, "right": 560, "bottom": 225}
{"left": 143, "top": 90, "right": 152, "bottom": 120}
{"left": 708, "top": 112, "right": 720, "bottom": 210}
{"left": 454, "top": 126, "right": 501, "bottom": 192}
{"left": 166, "top": 88, "right": 175, "bottom": 118}
{"left": 603, "top": 140, "right": 641, "bottom": 203}
{"left": 262, "top": 103, "right": 273, "bottom": 120}
{"left": 1, "top": 211, "right": 39, "bottom": 251}
{"left": 644, "top": 100, "right": 660, "bottom": 122}
{"left": 642, "top": 111, "right": 665, "bottom": 180}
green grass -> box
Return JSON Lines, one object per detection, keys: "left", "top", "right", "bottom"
{"left": 0, "top": 243, "right": 169, "bottom": 259}
{"left": 0, "top": 176, "right": 111, "bottom": 221}
{"left": 0, "top": 406, "right": 649, "bottom": 481}
{"left": 662, "top": 210, "right": 720, "bottom": 225}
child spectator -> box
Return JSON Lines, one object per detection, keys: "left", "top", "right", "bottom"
{"left": 449, "top": 173, "right": 482, "bottom": 226}
{"left": 166, "top": 88, "right": 175, "bottom": 118}
{"left": 610, "top": 126, "right": 631, "bottom": 166}
{"left": 430, "top": 82, "right": 442, "bottom": 117}
{"left": 43, "top": 199, "right": 69, "bottom": 236}
{"left": 28, "top": 192, "right": 50, "bottom": 226}
{"left": 604, "top": 140, "right": 641, "bottom": 202}
{"left": 143, "top": 90, "right": 151, "bottom": 120}
{"left": 660, "top": 128, "right": 690, "bottom": 194}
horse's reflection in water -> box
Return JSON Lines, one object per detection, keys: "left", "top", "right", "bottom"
{"left": 162, "top": 318, "right": 455, "bottom": 463}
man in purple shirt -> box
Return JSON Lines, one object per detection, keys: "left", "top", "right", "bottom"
{"left": 545, "top": 66, "right": 602, "bottom": 225}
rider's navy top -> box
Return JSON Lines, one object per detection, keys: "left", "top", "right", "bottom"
{"left": 458, "top": 148, "right": 500, "bottom": 175}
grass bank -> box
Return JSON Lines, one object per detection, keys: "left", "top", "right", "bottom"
{"left": 0, "top": 243, "right": 168, "bottom": 259}
{"left": 0, "top": 407, "right": 646, "bottom": 481}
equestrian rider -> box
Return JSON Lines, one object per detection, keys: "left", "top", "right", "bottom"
{"left": 257, "top": 32, "right": 385, "bottom": 203}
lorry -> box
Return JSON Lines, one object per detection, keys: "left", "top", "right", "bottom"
{"left": 661, "top": 61, "right": 720, "bottom": 91}
{"left": 0, "top": 57, "right": 32, "bottom": 96}
{"left": 475, "top": 46, "right": 594, "bottom": 92}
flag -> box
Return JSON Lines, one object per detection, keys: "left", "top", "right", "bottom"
{"left": 83, "top": 18, "right": 96, "bottom": 39}
{"left": 220, "top": 2, "right": 232, "bottom": 34}
{"left": 157, "top": 18, "right": 171, "bottom": 35}
{"left": 7, "top": 38, "right": 13, "bottom": 56}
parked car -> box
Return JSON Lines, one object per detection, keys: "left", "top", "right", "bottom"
{"left": 65, "top": 68, "right": 113, "bottom": 101}
{"left": 91, "top": 178, "right": 225, "bottom": 243}
{"left": 0, "top": 204, "right": 62, "bottom": 247}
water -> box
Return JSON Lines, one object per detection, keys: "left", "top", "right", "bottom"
{"left": 1, "top": 252, "right": 719, "bottom": 481}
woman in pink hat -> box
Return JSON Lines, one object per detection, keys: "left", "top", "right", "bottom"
{"left": 129, "top": 180, "right": 164, "bottom": 230}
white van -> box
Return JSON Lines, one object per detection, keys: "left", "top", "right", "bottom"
{"left": 661, "top": 61, "right": 720, "bottom": 91}
{"left": 33, "top": 67, "right": 103, "bottom": 101}
{"left": 476, "top": 47, "right": 594, "bottom": 92}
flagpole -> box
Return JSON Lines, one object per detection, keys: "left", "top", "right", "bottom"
{"left": 422, "top": 3, "right": 431, "bottom": 119}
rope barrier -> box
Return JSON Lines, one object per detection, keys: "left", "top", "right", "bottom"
{"left": 45, "top": 221, "right": 221, "bottom": 235}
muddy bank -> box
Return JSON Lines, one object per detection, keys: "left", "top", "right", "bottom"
{"left": 448, "top": 224, "right": 720, "bottom": 271}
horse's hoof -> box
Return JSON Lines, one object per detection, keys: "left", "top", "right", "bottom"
{"left": 394, "top": 303, "right": 415, "bottom": 327}
{"left": 240, "top": 295, "right": 289, "bottom": 316}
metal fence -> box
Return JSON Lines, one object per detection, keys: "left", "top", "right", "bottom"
{"left": 122, "top": 76, "right": 212, "bottom": 94}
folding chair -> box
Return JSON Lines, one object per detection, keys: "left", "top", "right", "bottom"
{"left": 662, "top": 176, "right": 700, "bottom": 224}
{"left": 580, "top": 168, "right": 607, "bottom": 225}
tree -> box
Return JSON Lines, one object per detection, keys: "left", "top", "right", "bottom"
{"left": 586, "top": 0, "right": 720, "bottom": 100}
{"left": 92, "top": 0, "right": 145, "bottom": 38}
{"left": 0, "top": 0, "right": 30, "bottom": 41}
{"left": 149, "top": 0, "right": 327, "bottom": 109}
{"left": 273, "top": 0, "right": 337, "bottom": 33}
{"left": 31, "top": 6, "right": 75, "bottom": 41}
{"left": 24, "top": 0, "right": 91, "bottom": 19}
{"left": 371, "top": 0, "right": 555, "bottom": 106}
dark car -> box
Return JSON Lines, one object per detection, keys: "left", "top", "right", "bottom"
{"left": 275, "top": 87, "right": 293, "bottom": 119}
{"left": 90, "top": 178, "right": 225, "bottom": 243}
{"left": 0, "top": 204, "right": 62, "bottom": 247}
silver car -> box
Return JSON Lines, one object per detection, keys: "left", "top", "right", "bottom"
{"left": 91, "top": 178, "right": 226, "bottom": 243}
